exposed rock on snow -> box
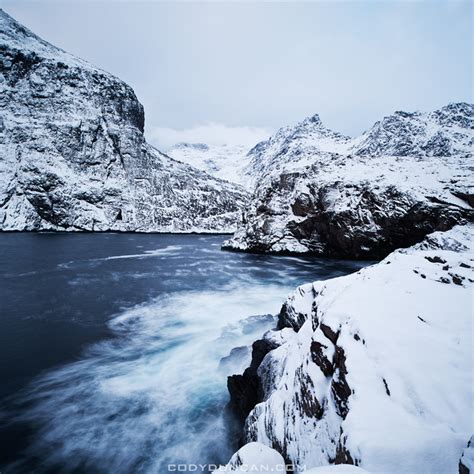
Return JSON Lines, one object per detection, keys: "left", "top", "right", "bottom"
{"left": 166, "top": 142, "right": 252, "bottom": 187}
{"left": 228, "top": 225, "right": 473, "bottom": 473}
{"left": 0, "top": 10, "right": 248, "bottom": 232}
{"left": 223, "top": 105, "right": 473, "bottom": 258}
{"left": 459, "top": 436, "right": 474, "bottom": 474}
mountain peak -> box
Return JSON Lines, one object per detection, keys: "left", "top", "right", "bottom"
{"left": 441, "top": 102, "right": 473, "bottom": 114}
{"left": 0, "top": 8, "right": 107, "bottom": 76}
{"left": 353, "top": 103, "right": 473, "bottom": 157}
{"left": 302, "top": 113, "right": 322, "bottom": 125}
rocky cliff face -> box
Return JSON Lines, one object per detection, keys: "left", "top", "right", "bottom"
{"left": 0, "top": 10, "right": 248, "bottom": 232}
{"left": 227, "top": 225, "right": 474, "bottom": 473}
{"left": 223, "top": 105, "right": 473, "bottom": 258}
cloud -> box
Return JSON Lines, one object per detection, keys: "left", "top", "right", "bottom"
{"left": 146, "top": 123, "right": 272, "bottom": 151}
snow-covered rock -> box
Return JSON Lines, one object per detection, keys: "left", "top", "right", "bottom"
{"left": 217, "top": 442, "right": 285, "bottom": 472}
{"left": 223, "top": 105, "right": 473, "bottom": 258}
{"left": 304, "top": 467, "right": 369, "bottom": 474}
{"left": 166, "top": 142, "right": 252, "bottom": 187}
{"left": 0, "top": 9, "right": 248, "bottom": 232}
{"left": 228, "top": 225, "right": 474, "bottom": 473}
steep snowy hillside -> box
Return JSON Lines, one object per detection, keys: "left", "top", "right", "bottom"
{"left": 167, "top": 142, "right": 251, "bottom": 186}
{"left": 224, "top": 105, "right": 473, "bottom": 258}
{"left": 0, "top": 10, "right": 248, "bottom": 232}
{"left": 227, "top": 225, "right": 473, "bottom": 473}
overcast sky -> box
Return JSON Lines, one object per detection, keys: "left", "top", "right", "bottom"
{"left": 3, "top": 1, "right": 472, "bottom": 149}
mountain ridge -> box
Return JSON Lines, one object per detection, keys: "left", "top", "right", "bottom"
{"left": 224, "top": 102, "right": 473, "bottom": 258}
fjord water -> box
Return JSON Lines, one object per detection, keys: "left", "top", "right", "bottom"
{"left": 0, "top": 234, "right": 369, "bottom": 472}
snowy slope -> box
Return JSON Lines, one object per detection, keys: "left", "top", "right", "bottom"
{"left": 0, "top": 9, "right": 248, "bottom": 232}
{"left": 224, "top": 105, "right": 473, "bottom": 258}
{"left": 166, "top": 142, "right": 252, "bottom": 187}
{"left": 228, "top": 225, "right": 473, "bottom": 473}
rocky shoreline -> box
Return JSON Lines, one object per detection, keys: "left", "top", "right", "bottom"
{"left": 224, "top": 225, "right": 473, "bottom": 472}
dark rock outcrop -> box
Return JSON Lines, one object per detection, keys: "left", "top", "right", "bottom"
{"left": 227, "top": 337, "right": 279, "bottom": 421}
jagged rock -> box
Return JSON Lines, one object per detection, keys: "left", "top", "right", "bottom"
{"left": 227, "top": 337, "right": 280, "bottom": 421}
{"left": 0, "top": 10, "right": 248, "bottom": 232}
{"left": 223, "top": 105, "right": 473, "bottom": 258}
{"left": 459, "top": 436, "right": 473, "bottom": 474}
{"left": 227, "top": 225, "right": 473, "bottom": 473}
{"left": 331, "top": 346, "right": 351, "bottom": 419}
{"left": 277, "top": 284, "right": 317, "bottom": 331}
{"left": 310, "top": 340, "right": 333, "bottom": 377}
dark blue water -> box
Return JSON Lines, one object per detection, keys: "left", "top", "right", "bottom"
{"left": 0, "top": 233, "right": 370, "bottom": 473}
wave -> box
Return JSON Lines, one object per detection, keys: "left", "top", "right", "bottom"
{"left": 5, "top": 283, "right": 287, "bottom": 473}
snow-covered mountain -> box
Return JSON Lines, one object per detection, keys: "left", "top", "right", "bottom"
{"left": 352, "top": 103, "right": 474, "bottom": 157}
{"left": 166, "top": 142, "right": 251, "bottom": 186}
{"left": 224, "top": 104, "right": 473, "bottom": 258}
{"left": 243, "top": 114, "right": 352, "bottom": 188}
{"left": 0, "top": 10, "right": 248, "bottom": 232}
{"left": 227, "top": 225, "right": 473, "bottom": 473}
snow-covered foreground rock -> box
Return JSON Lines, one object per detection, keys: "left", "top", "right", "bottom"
{"left": 224, "top": 104, "right": 473, "bottom": 258}
{"left": 0, "top": 10, "right": 248, "bottom": 232}
{"left": 216, "top": 442, "right": 285, "bottom": 472}
{"left": 166, "top": 142, "right": 251, "bottom": 187}
{"left": 227, "top": 225, "right": 473, "bottom": 473}
{"left": 218, "top": 442, "right": 370, "bottom": 472}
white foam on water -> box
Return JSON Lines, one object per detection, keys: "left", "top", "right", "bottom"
{"left": 57, "top": 245, "right": 183, "bottom": 269}
{"left": 104, "top": 245, "right": 183, "bottom": 260}
{"left": 11, "top": 282, "right": 294, "bottom": 473}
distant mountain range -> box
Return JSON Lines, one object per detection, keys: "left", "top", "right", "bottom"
{"left": 167, "top": 142, "right": 251, "bottom": 186}
{"left": 223, "top": 102, "right": 473, "bottom": 258}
